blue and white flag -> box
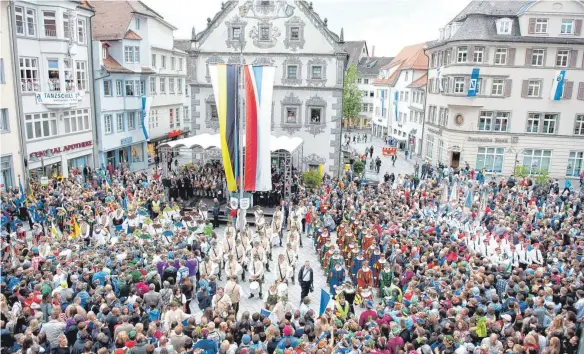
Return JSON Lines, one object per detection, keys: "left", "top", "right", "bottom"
{"left": 141, "top": 96, "right": 153, "bottom": 140}
{"left": 393, "top": 91, "right": 398, "bottom": 121}
{"left": 550, "top": 70, "right": 566, "bottom": 101}
{"left": 319, "top": 289, "right": 331, "bottom": 315}
{"left": 437, "top": 67, "right": 444, "bottom": 92}
{"left": 467, "top": 68, "right": 480, "bottom": 97}
{"left": 465, "top": 188, "right": 473, "bottom": 208}
{"left": 380, "top": 89, "right": 385, "bottom": 117}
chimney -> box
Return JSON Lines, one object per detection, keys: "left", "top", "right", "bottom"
{"left": 371, "top": 45, "right": 375, "bottom": 58}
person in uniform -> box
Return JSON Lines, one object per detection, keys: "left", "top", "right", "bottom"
{"left": 284, "top": 242, "right": 297, "bottom": 285}
{"left": 351, "top": 250, "right": 366, "bottom": 285}
{"left": 272, "top": 295, "right": 294, "bottom": 322}
{"left": 248, "top": 254, "right": 264, "bottom": 299}
{"left": 357, "top": 262, "right": 373, "bottom": 294}
{"left": 330, "top": 261, "right": 345, "bottom": 296}
{"left": 199, "top": 256, "right": 214, "bottom": 280}
{"left": 260, "top": 229, "right": 273, "bottom": 263}
{"left": 336, "top": 280, "right": 356, "bottom": 315}
{"left": 275, "top": 254, "right": 291, "bottom": 284}
{"left": 379, "top": 259, "right": 393, "bottom": 297}
{"left": 271, "top": 206, "right": 283, "bottom": 247}
{"left": 224, "top": 254, "right": 240, "bottom": 280}
{"left": 209, "top": 240, "right": 223, "bottom": 280}
{"left": 212, "top": 287, "right": 232, "bottom": 316}
{"left": 233, "top": 239, "right": 248, "bottom": 281}
{"left": 251, "top": 241, "right": 269, "bottom": 272}
{"left": 224, "top": 276, "right": 241, "bottom": 316}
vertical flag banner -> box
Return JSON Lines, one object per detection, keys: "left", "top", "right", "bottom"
{"left": 209, "top": 64, "right": 239, "bottom": 192}
{"left": 72, "top": 216, "right": 81, "bottom": 239}
{"left": 141, "top": 96, "right": 153, "bottom": 140}
{"left": 319, "top": 289, "right": 331, "bottom": 315}
{"left": 244, "top": 65, "right": 275, "bottom": 191}
{"left": 380, "top": 89, "right": 385, "bottom": 118}
{"left": 393, "top": 91, "right": 398, "bottom": 121}
{"left": 550, "top": 70, "right": 566, "bottom": 100}
{"left": 437, "top": 67, "right": 444, "bottom": 92}
{"left": 467, "top": 68, "right": 480, "bottom": 97}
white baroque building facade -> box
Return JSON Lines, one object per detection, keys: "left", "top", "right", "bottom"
{"left": 91, "top": 0, "right": 189, "bottom": 169}
{"left": 11, "top": 0, "right": 95, "bottom": 178}
{"left": 424, "top": 0, "right": 584, "bottom": 179}
{"left": 373, "top": 43, "right": 427, "bottom": 155}
{"left": 176, "top": 0, "right": 347, "bottom": 175}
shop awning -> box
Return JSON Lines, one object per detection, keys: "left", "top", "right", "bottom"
{"left": 392, "top": 134, "right": 407, "bottom": 142}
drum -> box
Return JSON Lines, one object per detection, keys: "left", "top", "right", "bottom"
{"left": 271, "top": 234, "right": 280, "bottom": 246}
{"left": 236, "top": 263, "right": 243, "bottom": 276}
{"left": 250, "top": 281, "right": 260, "bottom": 295}
{"left": 277, "top": 282, "right": 288, "bottom": 297}
{"left": 212, "top": 263, "right": 219, "bottom": 275}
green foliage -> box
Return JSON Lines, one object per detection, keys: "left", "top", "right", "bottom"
{"left": 353, "top": 160, "right": 365, "bottom": 175}
{"left": 302, "top": 170, "right": 322, "bottom": 189}
{"left": 534, "top": 169, "right": 549, "bottom": 185}
{"left": 514, "top": 165, "right": 530, "bottom": 178}
{"left": 343, "top": 64, "right": 362, "bottom": 126}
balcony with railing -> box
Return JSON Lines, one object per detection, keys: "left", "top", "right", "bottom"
{"left": 44, "top": 25, "right": 57, "bottom": 37}
{"left": 21, "top": 79, "right": 40, "bottom": 92}
{"left": 48, "top": 79, "right": 61, "bottom": 92}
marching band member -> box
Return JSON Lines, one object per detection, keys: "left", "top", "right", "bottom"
{"left": 287, "top": 225, "right": 300, "bottom": 254}
{"left": 251, "top": 241, "right": 269, "bottom": 272}
{"left": 528, "top": 242, "right": 544, "bottom": 266}
{"left": 357, "top": 262, "right": 373, "bottom": 294}
{"left": 271, "top": 206, "right": 283, "bottom": 247}
{"left": 224, "top": 221, "right": 235, "bottom": 239}
{"left": 329, "top": 260, "right": 345, "bottom": 296}
{"left": 272, "top": 295, "right": 294, "bottom": 322}
{"left": 224, "top": 276, "right": 242, "bottom": 316}
{"left": 260, "top": 229, "right": 273, "bottom": 263}
{"left": 248, "top": 254, "right": 264, "bottom": 299}
{"left": 275, "top": 254, "right": 292, "bottom": 284}
{"left": 233, "top": 239, "right": 248, "bottom": 281}
{"left": 224, "top": 254, "right": 240, "bottom": 280}
{"left": 209, "top": 240, "right": 224, "bottom": 281}
{"left": 284, "top": 242, "right": 297, "bottom": 285}
{"left": 199, "top": 255, "right": 215, "bottom": 280}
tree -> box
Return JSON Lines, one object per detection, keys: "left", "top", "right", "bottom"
{"left": 514, "top": 165, "right": 530, "bottom": 178}
{"left": 343, "top": 64, "right": 362, "bottom": 128}
{"left": 301, "top": 170, "right": 322, "bottom": 189}
{"left": 353, "top": 160, "right": 365, "bottom": 175}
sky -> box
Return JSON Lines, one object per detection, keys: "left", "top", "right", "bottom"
{"left": 142, "top": 0, "right": 472, "bottom": 57}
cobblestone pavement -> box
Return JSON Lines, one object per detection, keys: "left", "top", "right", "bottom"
{"left": 191, "top": 225, "right": 367, "bottom": 319}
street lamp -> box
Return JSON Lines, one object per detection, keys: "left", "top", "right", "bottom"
{"left": 506, "top": 147, "right": 526, "bottom": 176}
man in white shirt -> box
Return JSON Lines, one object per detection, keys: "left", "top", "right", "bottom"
{"left": 528, "top": 242, "right": 544, "bottom": 265}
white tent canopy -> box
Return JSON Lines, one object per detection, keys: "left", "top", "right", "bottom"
{"left": 159, "top": 133, "right": 303, "bottom": 153}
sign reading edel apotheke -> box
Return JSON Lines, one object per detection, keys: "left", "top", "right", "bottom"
{"left": 35, "top": 91, "right": 85, "bottom": 105}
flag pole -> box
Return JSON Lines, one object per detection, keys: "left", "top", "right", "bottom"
{"left": 238, "top": 35, "right": 245, "bottom": 238}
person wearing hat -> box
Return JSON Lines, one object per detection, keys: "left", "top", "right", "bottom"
{"left": 248, "top": 253, "right": 264, "bottom": 299}
{"left": 272, "top": 206, "right": 284, "bottom": 246}
{"left": 284, "top": 243, "right": 297, "bottom": 285}
{"left": 224, "top": 276, "right": 241, "bottom": 316}
{"left": 209, "top": 240, "right": 223, "bottom": 281}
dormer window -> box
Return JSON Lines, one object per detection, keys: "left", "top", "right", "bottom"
{"left": 497, "top": 18, "right": 512, "bottom": 35}
{"left": 102, "top": 45, "right": 107, "bottom": 59}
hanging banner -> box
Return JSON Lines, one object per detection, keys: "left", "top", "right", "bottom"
{"left": 35, "top": 91, "right": 84, "bottom": 105}
{"left": 141, "top": 96, "right": 153, "bottom": 140}
{"left": 467, "top": 68, "right": 480, "bottom": 97}
{"left": 550, "top": 70, "right": 566, "bottom": 101}
{"left": 393, "top": 91, "right": 398, "bottom": 121}
{"left": 437, "top": 66, "right": 444, "bottom": 92}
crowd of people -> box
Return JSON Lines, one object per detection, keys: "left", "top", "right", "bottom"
{"left": 0, "top": 146, "right": 583, "bottom": 354}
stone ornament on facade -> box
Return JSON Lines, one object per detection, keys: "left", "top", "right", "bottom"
{"left": 280, "top": 93, "right": 303, "bottom": 134}
{"left": 283, "top": 16, "right": 306, "bottom": 51}
{"left": 305, "top": 95, "right": 327, "bottom": 136}
{"left": 335, "top": 54, "right": 345, "bottom": 85}
{"left": 252, "top": 57, "right": 276, "bottom": 66}
{"left": 250, "top": 21, "right": 281, "bottom": 49}
{"left": 205, "top": 56, "right": 225, "bottom": 83}
{"left": 205, "top": 94, "right": 220, "bottom": 132}
{"left": 302, "top": 153, "right": 326, "bottom": 167}
{"left": 227, "top": 56, "right": 246, "bottom": 65}
{"left": 225, "top": 16, "right": 248, "bottom": 51}
{"left": 281, "top": 57, "right": 302, "bottom": 85}
{"left": 296, "top": 1, "right": 343, "bottom": 52}
{"left": 239, "top": 0, "right": 295, "bottom": 20}
{"left": 306, "top": 58, "right": 327, "bottom": 87}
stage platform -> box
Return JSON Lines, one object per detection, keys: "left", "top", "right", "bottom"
{"left": 178, "top": 196, "right": 277, "bottom": 225}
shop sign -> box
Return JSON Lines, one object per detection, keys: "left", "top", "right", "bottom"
{"left": 428, "top": 128, "right": 442, "bottom": 136}
{"left": 168, "top": 130, "right": 182, "bottom": 138}
{"left": 29, "top": 140, "right": 93, "bottom": 160}
{"left": 35, "top": 91, "right": 85, "bottom": 105}
{"left": 467, "top": 137, "right": 513, "bottom": 143}
{"left": 121, "top": 137, "right": 133, "bottom": 146}
{"left": 409, "top": 136, "right": 415, "bottom": 145}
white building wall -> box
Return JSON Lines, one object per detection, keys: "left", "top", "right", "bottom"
{"left": 13, "top": 0, "right": 94, "bottom": 178}
{"left": 1, "top": 2, "right": 25, "bottom": 191}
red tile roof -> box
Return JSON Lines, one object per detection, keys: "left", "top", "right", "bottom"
{"left": 373, "top": 43, "right": 428, "bottom": 87}
{"left": 407, "top": 73, "right": 428, "bottom": 88}
{"left": 141, "top": 67, "right": 155, "bottom": 73}
{"left": 124, "top": 29, "right": 142, "bottom": 40}
{"left": 103, "top": 56, "right": 133, "bottom": 73}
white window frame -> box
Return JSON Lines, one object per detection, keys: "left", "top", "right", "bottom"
{"left": 42, "top": 11, "right": 57, "bottom": 37}
{"left": 19, "top": 57, "right": 39, "bottom": 92}
{"left": 104, "top": 114, "right": 113, "bottom": 134}
{"left": 75, "top": 61, "right": 87, "bottom": 91}
{"left": 309, "top": 107, "right": 323, "bottom": 125}
{"left": 494, "top": 48, "right": 508, "bottom": 65}
{"left": 128, "top": 112, "right": 136, "bottom": 130}
{"left": 426, "top": 135, "right": 434, "bottom": 159}
{"left": 286, "top": 65, "right": 298, "bottom": 79}
{"left": 478, "top": 111, "right": 493, "bottom": 131}
{"left": 0, "top": 108, "right": 9, "bottom": 132}
{"left": 160, "top": 77, "right": 166, "bottom": 94}
{"left": 535, "top": 18, "right": 548, "bottom": 34}
{"left": 476, "top": 147, "right": 505, "bottom": 173}
{"left": 161, "top": 56, "right": 166, "bottom": 69}
{"left": 574, "top": 115, "right": 584, "bottom": 135}
{"left": 561, "top": 19, "right": 574, "bottom": 34}
{"left": 494, "top": 112, "right": 509, "bottom": 132}
{"left": 566, "top": 151, "right": 584, "bottom": 177}
{"left": 135, "top": 18, "right": 140, "bottom": 30}
{"left": 169, "top": 78, "right": 175, "bottom": 94}
{"left": 473, "top": 46, "right": 484, "bottom": 63}
{"left": 116, "top": 80, "right": 124, "bottom": 96}
{"left": 542, "top": 113, "right": 558, "bottom": 134}
{"left": 150, "top": 77, "right": 156, "bottom": 94}
{"left": 556, "top": 50, "right": 569, "bottom": 67}
{"left": 453, "top": 77, "right": 465, "bottom": 93}
{"left": 527, "top": 80, "right": 542, "bottom": 97}
{"left": 151, "top": 54, "right": 156, "bottom": 68}
{"left": 499, "top": 20, "right": 511, "bottom": 34}
{"left": 531, "top": 49, "right": 545, "bottom": 66}
{"left": 116, "top": 113, "right": 124, "bottom": 132}
{"left": 47, "top": 58, "right": 60, "bottom": 92}
{"left": 171, "top": 57, "right": 176, "bottom": 70}
{"left": 102, "top": 46, "right": 107, "bottom": 60}
{"left": 177, "top": 78, "right": 183, "bottom": 94}
{"left": 526, "top": 113, "right": 541, "bottom": 133}
{"left": 523, "top": 149, "right": 551, "bottom": 174}
{"left": 311, "top": 65, "right": 323, "bottom": 79}
{"left": 491, "top": 79, "right": 504, "bottom": 96}
{"left": 178, "top": 58, "right": 183, "bottom": 71}
{"left": 77, "top": 18, "right": 86, "bottom": 44}
{"left": 456, "top": 46, "right": 467, "bottom": 63}
{"left": 103, "top": 80, "right": 112, "bottom": 96}
{"left": 63, "top": 109, "right": 89, "bottom": 134}
{"left": 24, "top": 112, "right": 57, "bottom": 140}
{"left": 124, "top": 46, "right": 140, "bottom": 64}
